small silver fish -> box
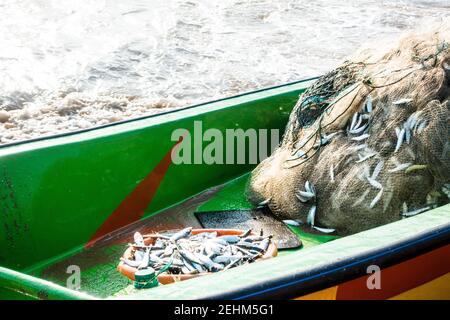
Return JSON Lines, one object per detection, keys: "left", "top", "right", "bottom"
{"left": 239, "top": 229, "right": 252, "bottom": 238}
{"left": 170, "top": 227, "right": 192, "bottom": 242}
{"left": 329, "top": 164, "right": 335, "bottom": 183}
{"left": 392, "top": 98, "right": 412, "bottom": 106}
{"left": 236, "top": 241, "right": 264, "bottom": 252}
{"left": 406, "top": 114, "right": 418, "bottom": 130}
{"left": 151, "top": 249, "right": 164, "bottom": 257}
{"left": 209, "top": 237, "right": 229, "bottom": 246}
{"left": 369, "top": 188, "right": 383, "bottom": 209}
{"left": 352, "top": 189, "right": 371, "bottom": 207}
{"left": 355, "top": 152, "right": 376, "bottom": 163}
{"left": 350, "top": 113, "right": 358, "bottom": 131}
{"left": 257, "top": 198, "right": 271, "bottom": 207}
{"left": 121, "top": 258, "right": 141, "bottom": 268}
{"left": 223, "top": 257, "right": 242, "bottom": 271}
{"left": 371, "top": 160, "right": 384, "bottom": 180}
{"left": 243, "top": 235, "right": 266, "bottom": 242}
{"left": 180, "top": 249, "right": 203, "bottom": 265}
{"left": 402, "top": 206, "right": 430, "bottom": 217}
{"left": 442, "top": 184, "right": 450, "bottom": 199}
{"left": 134, "top": 232, "right": 145, "bottom": 247}
{"left": 349, "top": 123, "right": 368, "bottom": 135}
{"left": 289, "top": 149, "right": 307, "bottom": 160}
{"left": 149, "top": 253, "right": 163, "bottom": 264}
{"left": 258, "top": 238, "right": 270, "bottom": 252}
{"left": 212, "top": 255, "right": 239, "bottom": 265}
{"left": 416, "top": 120, "right": 427, "bottom": 133}
{"left": 305, "top": 181, "right": 316, "bottom": 196}
{"left": 351, "top": 133, "right": 370, "bottom": 141}
{"left": 163, "top": 257, "right": 184, "bottom": 266}
{"left": 134, "top": 250, "right": 144, "bottom": 262}
{"left": 218, "top": 235, "right": 241, "bottom": 244}
{"left": 181, "top": 257, "right": 198, "bottom": 273}
{"left": 394, "top": 128, "right": 405, "bottom": 152}
{"left": 296, "top": 192, "right": 309, "bottom": 203}
{"left": 388, "top": 162, "right": 411, "bottom": 173}
{"left": 365, "top": 95, "right": 373, "bottom": 113}
{"left": 195, "top": 252, "right": 220, "bottom": 271}
{"left": 297, "top": 190, "right": 315, "bottom": 201}
{"left": 313, "top": 226, "right": 336, "bottom": 233}
{"left": 205, "top": 242, "right": 224, "bottom": 255}
{"left": 307, "top": 205, "right": 316, "bottom": 227}
{"left": 283, "top": 219, "right": 302, "bottom": 226}
{"left": 164, "top": 245, "right": 175, "bottom": 257}
{"left": 138, "top": 249, "right": 150, "bottom": 269}
{"left": 405, "top": 127, "right": 411, "bottom": 144}
{"left": 181, "top": 266, "right": 192, "bottom": 274}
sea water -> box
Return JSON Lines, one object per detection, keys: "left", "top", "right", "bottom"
{"left": 0, "top": 0, "right": 449, "bottom": 143}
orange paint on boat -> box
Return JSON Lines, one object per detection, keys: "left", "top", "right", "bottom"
{"left": 389, "top": 272, "right": 450, "bottom": 300}
{"left": 294, "top": 244, "right": 450, "bottom": 300}
{"left": 296, "top": 286, "right": 338, "bottom": 300}
{"left": 335, "top": 244, "right": 450, "bottom": 300}
{"left": 85, "top": 137, "right": 184, "bottom": 248}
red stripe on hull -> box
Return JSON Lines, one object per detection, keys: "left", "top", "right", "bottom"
{"left": 85, "top": 138, "right": 183, "bottom": 248}
{"left": 336, "top": 244, "right": 450, "bottom": 299}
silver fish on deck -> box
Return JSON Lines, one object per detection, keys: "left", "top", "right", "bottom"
{"left": 169, "top": 227, "right": 192, "bottom": 242}
{"left": 212, "top": 255, "right": 239, "bottom": 265}
{"left": 218, "top": 235, "right": 241, "bottom": 244}
{"left": 121, "top": 257, "right": 142, "bottom": 268}
{"left": 123, "top": 226, "right": 273, "bottom": 276}
{"left": 138, "top": 248, "right": 150, "bottom": 269}
{"left": 134, "top": 232, "right": 145, "bottom": 247}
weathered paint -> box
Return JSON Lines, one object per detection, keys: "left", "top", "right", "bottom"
{"left": 86, "top": 136, "right": 184, "bottom": 248}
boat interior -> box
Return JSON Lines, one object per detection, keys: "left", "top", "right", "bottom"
{"left": 0, "top": 79, "right": 448, "bottom": 299}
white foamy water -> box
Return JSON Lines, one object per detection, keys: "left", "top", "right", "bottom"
{"left": 0, "top": 0, "right": 449, "bottom": 144}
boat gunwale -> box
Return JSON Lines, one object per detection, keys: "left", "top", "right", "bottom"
{"left": 122, "top": 204, "right": 450, "bottom": 300}
{"left": 230, "top": 220, "right": 450, "bottom": 300}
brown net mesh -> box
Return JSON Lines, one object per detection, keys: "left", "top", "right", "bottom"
{"left": 247, "top": 23, "right": 450, "bottom": 235}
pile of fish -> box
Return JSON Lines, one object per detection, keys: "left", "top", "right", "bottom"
{"left": 120, "top": 228, "right": 273, "bottom": 275}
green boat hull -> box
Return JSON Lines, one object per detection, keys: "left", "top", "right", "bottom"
{"left": 0, "top": 78, "right": 449, "bottom": 300}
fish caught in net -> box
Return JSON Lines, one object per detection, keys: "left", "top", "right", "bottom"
{"left": 246, "top": 22, "right": 450, "bottom": 235}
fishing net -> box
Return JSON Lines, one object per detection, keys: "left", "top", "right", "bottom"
{"left": 247, "top": 23, "right": 450, "bottom": 235}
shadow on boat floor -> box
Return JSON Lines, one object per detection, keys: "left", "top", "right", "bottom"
{"left": 24, "top": 174, "right": 338, "bottom": 298}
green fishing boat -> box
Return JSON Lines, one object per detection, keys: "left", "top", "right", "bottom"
{"left": 0, "top": 78, "right": 449, "bottom": 300}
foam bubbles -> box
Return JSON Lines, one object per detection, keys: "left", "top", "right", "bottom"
{"left": 0, "top": 0, "right": 449, "bottom": 144}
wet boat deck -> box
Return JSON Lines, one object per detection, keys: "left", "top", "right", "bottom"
{"left": 24, "top": 174, "right": 338, "bottom": 298}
